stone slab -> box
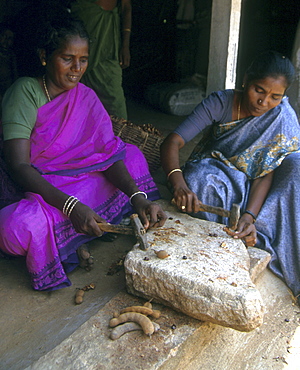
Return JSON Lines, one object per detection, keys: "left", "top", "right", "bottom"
{"left": 125, "top": 200, "right": 265, "bottom": 332}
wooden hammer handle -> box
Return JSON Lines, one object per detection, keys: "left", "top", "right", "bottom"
{"left": 171, "top": 198, "right": 230, "bottom": 218}
{"left": 97, "top": 223, "right": 134, "bottom": 235}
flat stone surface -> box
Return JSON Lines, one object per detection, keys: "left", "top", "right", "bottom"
{"left": 125, "top": 200, "right": 265, "bottom": 332}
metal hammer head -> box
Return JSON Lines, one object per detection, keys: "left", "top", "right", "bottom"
{"left": 229, "top": 203, "right": 240, "bottom": 230}
{"left": 130, "top": 214, "right": 149, "bottom": 250}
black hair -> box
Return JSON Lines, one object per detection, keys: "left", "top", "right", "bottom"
{"left": 12, "top": 3, "right": 89, "bottom": 77}
{"left": 245, "top": 50, "right": 295, "bottom": 87}
{"left": 36, "top": 13, "right": 89, "bottom": 59}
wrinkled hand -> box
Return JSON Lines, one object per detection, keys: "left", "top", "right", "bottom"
{"left": 131, "top": 196, "right": 167, "bottom": 230}
{"left": 173, "top": 186, "right": 199, "bottom": 214}
{"left": 224, "top": 213, "right": 257, "bottom": 247}
{"left": 69, "top": 202, "right": 107, "bottom": 237}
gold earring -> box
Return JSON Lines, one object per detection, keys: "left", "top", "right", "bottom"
{"left": 242, "top": 83, "right": 245, "bottom": 88}
{"left": 42, "top": 61, "right": 46, "bottom": 66}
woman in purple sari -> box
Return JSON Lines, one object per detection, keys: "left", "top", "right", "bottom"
{"left": 0, "top": 12, "right": 166, "bottom": 291}
{"left": 161, "top": 51, "right": 300, "bottom": 306}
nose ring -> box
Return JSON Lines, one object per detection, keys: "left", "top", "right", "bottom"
{"left": 258, "top": 99, "right": 262, "bottom": 104}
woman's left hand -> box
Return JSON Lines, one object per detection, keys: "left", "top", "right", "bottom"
{"left": 130, "top": 195, "right": 167, "bottom": 230}
{"left": 224, "top": 213, "right": 257, "bottom": 247}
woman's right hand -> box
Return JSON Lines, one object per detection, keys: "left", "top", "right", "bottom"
{"left": 69, "top": 202, "right": 107, "bottom": 237}
{"left": 173, "top": 185, "right": 199, "bottom": 214}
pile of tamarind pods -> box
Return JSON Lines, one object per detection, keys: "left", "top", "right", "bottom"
{"left": 74, "top": 283, "right": 95, "bottom": 305}
{"left": 109, "top": 301, "right": 161, "bottom": 340}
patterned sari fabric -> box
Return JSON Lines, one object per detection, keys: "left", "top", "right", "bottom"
{"left": 0, "top": 83, "right": 160, "bottom": 290}
{"left": 183, "top": 97, "right": 300, "bottom": 298}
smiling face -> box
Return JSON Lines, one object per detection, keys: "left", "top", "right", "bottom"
{"left": 43, "top": 35, "right": 89, "bottom": 98}
{"left": 242, "top": 76, "right": 288, "bottom": 117}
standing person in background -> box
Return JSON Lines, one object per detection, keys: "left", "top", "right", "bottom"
{"left": 71, "top": 0, "right": 131, "bottom": 119}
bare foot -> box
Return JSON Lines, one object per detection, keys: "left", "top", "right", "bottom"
{"left": 76, "top": 244, "right": 94, "bottom": 271}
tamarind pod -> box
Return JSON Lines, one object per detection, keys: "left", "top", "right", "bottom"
{"left": 150, "top": 309, "right": 161, "bottom": 319}
{"left": 109, "top": 313, "right": 155, "bottom": 336}
{"left": 143, "top": 301, "right": 153, "bottom": 309}
{"left": 120, "top": 306, "right": 153, "bottom": 316}
{"left": 113, "top": 311, "right": 120, "bottom": 318}
{"left": 110, "top": 321, "right": 160, "bottom": 340}
{"left": 76, "top": 289, "right": 85, "bottom": 297}
{"left": 75, "top": 296, "right": 83, "bottom": 304}
{"left": 75, "top": 289, "right": 85, "bottom": 304}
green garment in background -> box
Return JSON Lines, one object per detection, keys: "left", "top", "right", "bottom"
{"left": 71, "top": 0, "right": 128, "bottom": 119}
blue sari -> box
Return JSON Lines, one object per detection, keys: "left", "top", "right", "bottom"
{"left": 183, "top": 96, "right": 300, "bottom": 300}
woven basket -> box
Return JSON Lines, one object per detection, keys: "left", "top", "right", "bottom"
{"left": 110, "top": 115, "right": 164, "bottom": 173}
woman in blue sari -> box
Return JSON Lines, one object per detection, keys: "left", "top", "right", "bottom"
{"left": 161, "top": 51, "right": 300, "bottom": 305}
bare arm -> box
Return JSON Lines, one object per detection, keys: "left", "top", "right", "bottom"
{"left": 160, "top": 133, "right": 199, "bottom": 213}
{"left": 4, "top": 139, "right": 166, "bottom": 232}
{"left": 103, "top": 160, "right": 167, "bottom": 229}
{"left": 4, "top": 138, "right": 106, "bottom": 236}
{"left": 119, "top": 0, "right": 131, "bottom": 68}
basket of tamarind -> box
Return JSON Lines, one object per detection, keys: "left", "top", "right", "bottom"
{"left": 110, "top": 115, "right": 165, "bottom": 174}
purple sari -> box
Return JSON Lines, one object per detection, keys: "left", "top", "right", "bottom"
{"left": 0, "top": 83, "right": 160, "bottom": 290}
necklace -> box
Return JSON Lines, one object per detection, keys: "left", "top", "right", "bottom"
{"left": 42, "top": 75, "right": 51, "bottom": 102}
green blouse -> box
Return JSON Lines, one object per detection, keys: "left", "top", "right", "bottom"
{"left": 2, "top": 77, "right": 48, "bottom": 140}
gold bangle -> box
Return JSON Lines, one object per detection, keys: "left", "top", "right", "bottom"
{"left": 123, "top": 28, "right": 131, "bottom": 32}
{"left": 167, "top": 168, "right": 182, "bottom": 179}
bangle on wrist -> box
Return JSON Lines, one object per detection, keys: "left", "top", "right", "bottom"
{"left": 129, "top": 191, "right": 147, "bottom": 206}
{"left": 63, "top": 196, "right": 79, "bottom": 217}
{"left": 123, "top": 28, "right": 131, "bottom": 32}
{"left": 244, "top": 210, "right": 257, "bottom": 223}
{"left": 167, "top": 168, "right": 182, "bottom": 179}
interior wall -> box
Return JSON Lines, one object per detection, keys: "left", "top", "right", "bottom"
{"left": 236, "top": 0, "right": 300, "bottom": 87}
{"left": 1, "top": 0, "right": 299, "bottom": 100}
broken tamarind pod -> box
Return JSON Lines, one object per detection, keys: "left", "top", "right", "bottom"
{"left": 120, "top": 306, "right": 153, "bottom": 316}
{"left": 112, "top": 311, "right": 120, "bottom": 318}
{"left": 109, "top": 313, "right": 155, "bottom": 336}
{"left": 75, "top": 289, "right": 85, "bottom": 305}
{"left": 154, "top": 250, "right": 170, "bottom": 259}
{"left": 110, "top": 321, "right": 160, "bottom": 340}
{"left": 150, "top": 309, "right": 161, "bottom": 319}
{"left": 143, "top": 300, "right": 153, "bottom": 309}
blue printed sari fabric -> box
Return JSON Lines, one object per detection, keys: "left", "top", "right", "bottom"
{"left": 183, "top": 97, "right": 300, "bottom": 300}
